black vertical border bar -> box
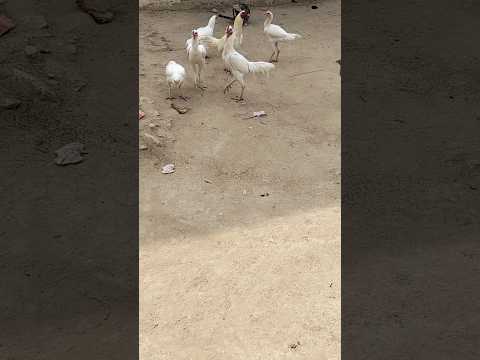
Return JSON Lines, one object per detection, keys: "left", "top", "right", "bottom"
{"left": 1, "top": 1, "right": 138, "bottom": 358}
{"left": 343, "top": 0, "right": 480, "bottom": 358}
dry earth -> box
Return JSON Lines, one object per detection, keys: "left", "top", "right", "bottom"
{"left": 140, "top": 1, "right": 340, "bottom": 359}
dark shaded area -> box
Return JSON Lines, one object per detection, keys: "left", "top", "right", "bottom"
{"left": 343, "top": 0, "right": 480, "bottom": 358}
{"left": 0, "top": 1, "right": 138, "bottom": 358}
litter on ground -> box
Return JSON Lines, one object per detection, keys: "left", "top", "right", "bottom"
{"left": 243, "top": 110, "right": 267, "bottom": 119}
{"left": 161, "top": 163, "right": 175, "bottom": 174}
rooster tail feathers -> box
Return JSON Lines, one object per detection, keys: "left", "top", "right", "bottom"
{"left": 208, "top": 15, "right": 217, "bottom": 28}
{"left": 247, "top": 61, "right": 275, "bottom": 75}
{"left": 286, "top": 33, "right": 302, "bottom": 40}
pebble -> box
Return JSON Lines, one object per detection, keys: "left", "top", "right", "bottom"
{"left": 54, "top": 143, "right": 87, "bottom": 166}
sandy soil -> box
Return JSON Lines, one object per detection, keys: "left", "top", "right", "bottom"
{"left": 140, "top": 1, "right": 340, "bottom": 359}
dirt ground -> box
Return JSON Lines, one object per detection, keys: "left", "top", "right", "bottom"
{"left": 140, "top": 1, "right": 340, "bottom": 359}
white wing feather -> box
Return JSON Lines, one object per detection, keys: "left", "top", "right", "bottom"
{"left": 266, "top": 24, "right": 289, "bottom": 38}
{"left": 265, "top": 24, "right": 301, "bottom": 41}
{"left": 228, "top": 52, "right": 250, "bottom": 74}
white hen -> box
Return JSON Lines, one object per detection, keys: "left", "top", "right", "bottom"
{"left": 264, "top": 10, "right": 302, "bottom": 62}
{"left": 186, "top": 30, "right": 207, "bottom": 90}
{"left": 165, "top": 61, "right": 186, "bottom": 99}
{"left": 185, "top": 15, "right": 217, "bottom": 49}
{"left": 222, "top": 25, "right": 275, "bottom": 101}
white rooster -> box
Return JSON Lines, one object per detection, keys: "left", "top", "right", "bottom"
{"left": 165, "top": 60, "right": 186, "bottom": 100}
{"left": 264, "top": 10, "right": 302, "bottom": 62}
{"left": 222, "top": 25, "right": 275, "bottom": 101}
{"left": 185, "top": 15, "right": 217, "bottom": 49}
{"left": 186, "top": 30, "right": 207, "bottom": 90}
{"left": 201, "top": 11, "right": 247, "bottom": 55}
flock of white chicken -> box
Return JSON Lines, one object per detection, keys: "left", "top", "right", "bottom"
{"left": 165, "top": 10, "right": 302, "bottom": 102}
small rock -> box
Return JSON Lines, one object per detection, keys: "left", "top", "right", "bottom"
{"left": 161, "top": 163, "right": 175, "bottom": 174}
{"left": 0, "top": 97, "right": 21, "bottom": 110}
{"left": 54, "top": 142, "right": 87, "bottom": 166}
{"left": 25, "top": 45, "right": 39, "bottom": 57}
{"left": 211, "top": 8, "right": 218, "bottom": 13}
{"left": 139, "top": 144, "right": 148, "bottom": 150}
{"left": 171, "top": 102, "right": 190, "bottom": 114}
{"left": 312, "top": 5, "right": 318, "bottom": 9}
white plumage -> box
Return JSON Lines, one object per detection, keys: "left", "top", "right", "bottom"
{"left": 165, "top": 60, "right": 186, "bottom": 99}
{"left": 264, "top": 10, "right": 302, "bottom": 62}
{"left": 185, "top": 15, "right": 217, "bottom": 49}
{"left": 201, "top": 11, "right": 246, "bottom": 55}
{"left": 222, "top": 26, "right": 275, "bottom": 101}
{"left": 186, "top": 30, "right": 207, "bottom": 90}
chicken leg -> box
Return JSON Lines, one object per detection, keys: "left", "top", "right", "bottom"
{"left": 269, "top": 42, "right": 280, "bottom": 63}
{"left": 231, "top": 86, "right": 245, "bottom": 102}
{"left": 224, "top": 79, "right": 237, "bottom": 94}
{"left": 166, "top": 85, "right": 175, "bottom": 100}
{"left": 224, "top": 78, "right": 245, "bottom": 102}
{"left": 195, "top": 65, "right": 207, "bottom": 90}
{"left": 178, "top": 83, "right": 189, "bottom": 101}
{"left": 269, "top": 42, "right": 276, "bottom": 62}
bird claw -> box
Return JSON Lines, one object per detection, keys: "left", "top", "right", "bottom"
{"left": 231, "top": 96, "right": 244, "bottom": 102}
{"left": 179, "top": 96, "right": 190, "bottom": 101}
{"left": 166, "top": 96, "right": 176, "bottom": 100}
